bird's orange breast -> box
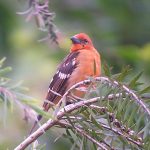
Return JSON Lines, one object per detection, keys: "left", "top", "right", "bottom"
{"left": 67, "top": 48, "right": 101, "bottom": 90}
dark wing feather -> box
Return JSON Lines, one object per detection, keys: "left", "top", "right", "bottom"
{"left": 43, "top": 51, "right": 79, "bottom": 111}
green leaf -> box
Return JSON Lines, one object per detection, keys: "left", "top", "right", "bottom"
{"left": 90, "top": 114, "right": 102, "bottom": 130}
{"left": 124, "top": 100, "right": 132, "bottom": 122}
{"left": 116, "top": 65, "right": 132, "bottom": 81}
{"left": 21, "top": 97, "right": 51, "bottom": 119}
{"left": 70, "top": 138, "right": 78, "bottom": 150}
{"left": 92, "top": 142, "right": 97, "bottom": 150}
{"left": 0, "top": 67, "right": 12, "bottom": 76}
{"left": 28, "top": 103, "right": 52, "bottom": 119}
{"left": 0, "top": 78, "right": 10, "bottom": 86}
{"left": 135, "top": 114, "right": 144, "bottom": 132}
{"left": 139, "top": 86, "right": 150, "bottom": 94}
{"left": 34, "top": 143, "right": 46, "bottom": 150}
{"left": 0, "top": 57, "right": 6, "bottom": 68}
{"left": 69, "top": 130, "right": 80, "bottom": 150}
{"left": 8, "top": 80, "right": 24, "bottom": 89}
{"left": 65, "top": 129, "right": 74, "bottom": 144}
{"left": 129, "top": 71, "right": 143, "bottom": 88}
{"left": 64, "top": 108, "right": 75, "bottom": 128}
{"left": 93, "top": 59, "right": 97, "bottom": 75}
{"left": 127, "top": 104, "right": 138, "bottom": 127}
{"left": 80, "top": 136, "right": 84, "bottom": 150}
{"left": 143, "top": 121, "right": 150, "bottom": 139}
{"left": 103, "top": 62, "right": 112, "bottom": 77}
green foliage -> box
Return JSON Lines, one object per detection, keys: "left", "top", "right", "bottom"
{"left": 1, "top": 59, "right": 150, "bottom": 149}
{"left": 51, "top": 64, "right": 150, "bottom": 150}
{"left": 1, "top": 52, "right": 150, "bottom": 149}
{"left": 0, "top": 58, "right": 50, "bottom": 126}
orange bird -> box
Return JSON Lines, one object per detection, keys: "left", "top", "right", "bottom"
{"left": 30, "top": 33, "right": 101, "bottom": 133}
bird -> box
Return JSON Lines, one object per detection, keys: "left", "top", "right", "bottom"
{"left": 30, "top": 33, "right": 101, "bottom": 133}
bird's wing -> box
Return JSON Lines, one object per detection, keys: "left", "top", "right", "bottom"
{"left": 43, "top": 51, "right": 79, "bottom": 111}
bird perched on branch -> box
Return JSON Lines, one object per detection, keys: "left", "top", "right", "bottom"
{"left": 30, "top": 33, "right": 101, "bottom": 133}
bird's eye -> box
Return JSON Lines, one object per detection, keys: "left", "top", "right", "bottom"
{"left": 83, "top": 39, "right": 88, "bottom": 44}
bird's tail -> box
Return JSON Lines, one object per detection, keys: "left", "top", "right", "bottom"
{"left": 29, "top": 100, "right": 55, "bottom": 134}
{"left": 29, "top": 114, "right": 43, "bottom": 135}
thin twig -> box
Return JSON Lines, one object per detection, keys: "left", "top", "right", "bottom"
{"left": 88, "top": 105, "right": 136, "bottom": 137}
{"left": 99, "top": 123, "right": 143, "bottom": 147}
{"left": 17, "top": 0, "right": 58, "bottom": 43}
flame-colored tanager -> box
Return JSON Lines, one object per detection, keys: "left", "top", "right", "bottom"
{"left": 30, "top": 33, "right": 101, "bottom": 133}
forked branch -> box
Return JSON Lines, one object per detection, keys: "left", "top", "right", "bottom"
{"left": 14, "top": 77, "right": 150, "bottom": 150}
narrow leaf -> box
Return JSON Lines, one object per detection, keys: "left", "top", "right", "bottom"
{"left": 0, "top": 67, "right": 12, "bottom": 76}
{"left": 139, "top": 86, "right": 150, "bottom": 94}
{"left": 66, "top": 129, "right": 74, "bottom": 144}
{"left": 80, "top": 136, "right": 84, "bottom": 150}
{"left": 129, "top": 72, "right": 143, "bottom": 88}
{"left": 22, "top": 98, "right": 51, "bottom": 119}
{"left": 0, "top": 57, "right": 6, "bottom": 68}
{"left": 103, "top": 62, "right": 111, "bottom": 77}
{"left": 116, "top": 65, "right": 132, "bottom": 81}
{"left": 93, "top": 59, "right": 97, "bottom": 75}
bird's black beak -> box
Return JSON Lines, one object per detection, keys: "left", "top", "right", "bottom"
{"left": 70, "top": 37, "right": 81, "bottom": 44}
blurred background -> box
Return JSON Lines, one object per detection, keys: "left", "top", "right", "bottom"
{"left": 0, "top": 0, "right": 150, "bottom": 149}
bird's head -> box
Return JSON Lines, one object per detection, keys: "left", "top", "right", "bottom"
{"left": 70, "top": 33, "right": 94, "bottom": 52}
